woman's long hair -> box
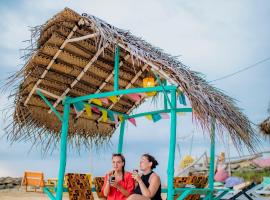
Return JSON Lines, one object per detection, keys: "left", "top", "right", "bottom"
{"left": 112, "top": 153, "right": 125, "bottom": 180}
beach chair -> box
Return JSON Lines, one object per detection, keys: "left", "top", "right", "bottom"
{"left": 65, "top": 173, "right": 94, "bottom": 200}
{"left": 225, "top": 182, "right": 256, "bottom": 200}
{"left": 21, "top": 171, "right": 45, "bottom": 192}
{"left": 174, "top": 175, "right": 208, "bottom": 200}
{"left": 255, "top": 177, "right": 270, "bottom": 195}
{"left": 93, "top": 176, "right": 106, "bottom": 199}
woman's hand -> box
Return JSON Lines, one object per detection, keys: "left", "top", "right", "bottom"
{"left": 131, "top": 171, "right": 141, "bottom": 182}
{"left": 110, "top": 180, "right": 119, "bottom": 188}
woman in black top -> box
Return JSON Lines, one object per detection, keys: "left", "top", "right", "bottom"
{"left": 127, "top": 154, "right": 162, "bottom": 200}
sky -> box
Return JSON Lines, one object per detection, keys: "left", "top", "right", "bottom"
{"left": 0, "top": 0, "right": 269, "bottom": 182}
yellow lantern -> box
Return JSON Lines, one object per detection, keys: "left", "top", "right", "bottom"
{"left": 143, "top": 77, "right": 156, "bottom": 97}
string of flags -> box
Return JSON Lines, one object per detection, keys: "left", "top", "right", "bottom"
{"left": 72, "top": 90, "right": 187, "bottom": 127}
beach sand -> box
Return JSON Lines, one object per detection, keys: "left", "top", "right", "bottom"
{"left": 0, "top": 187, "right": 167, "bottom": 200}
{"left": 0, "top": 188, "right": 101, "bottom": 200}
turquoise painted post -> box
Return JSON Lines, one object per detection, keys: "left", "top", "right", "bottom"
{"left": 117, "top": 120, "right": 126, "bottom": 153}
{"left": 167, "top": 88, "right": 177, "bottom": 200}
{"left": 114, "top": 45, "right": 120, "bottom": 91}
{"left": 208, "top": 118, "right": 216, "bottom": 200}
{"left": 163, "top": 80, "right": 168, "bottom": 110}
{"left": 56, "top": 97, "right": 71, "bottom": 200}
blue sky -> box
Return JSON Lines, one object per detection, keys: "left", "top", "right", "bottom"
{"left": 0, "top": 0, "right": 269, "bottom": 182}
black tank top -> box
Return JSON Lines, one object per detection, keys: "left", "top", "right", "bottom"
{"left": 134, "top": 171, "right": 162, "bottom": 200}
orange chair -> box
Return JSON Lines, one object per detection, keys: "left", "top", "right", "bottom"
{"left": 21, "top": 171, "right": 45, "bottom": 192}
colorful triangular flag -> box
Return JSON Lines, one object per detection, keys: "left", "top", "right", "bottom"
{"left": 178, "top": 91, "right": 187, "bottom": 106}
{"left": 91, "top": 106, "right": 100, "bottom": 114}
{"left": 160, "top": 113, "right": 170, "bottom": 119}
{"left": 145, "top": 115, "right": 153, "bottom": 120}
{"left": 101, "top": 110, "right": 108, "bottom": 122}
{"left": 119, "top": 115, "right": 124, "bottom": 122}
{"left": 84, "top": 104, "right": 92, "bottom": 118}
{"left": 113, "top": 114, "right": 119, "bottom": 126}
{"left": 152, "top": 113, "right": 162, "bottom": 122}
{"left": 127, "top": 94, "right": 141, "bottom": 101}
{"left": 128, "top": 118, "right": 137, "bottom": 126}
{"left": 73, "top": 101, "right": 85, "bottom": 112}
{"left": 108, "top": 96, "right": 118, "bottom": 104}
{"left": 100, "top": 98, "right": 109, "bottom": 104}
{"left": 91, "top": 98, "right": 102, "bottom": 106}
{"left": 177, "top": 112, "right": 186, "bottom": 116}
{"left": 108, "top": 111, "right": 114, "bottom": 122}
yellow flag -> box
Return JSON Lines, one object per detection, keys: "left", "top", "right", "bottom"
{"left": 177, "top": 112, "right": 186, "bottom": 116}
{"left": 101, "top": 110, "right": 108, "bottom": 122}
{"left": 91, "top": 99, "right": 102, "bottom": 106}
{"left": 84, "top": 104, "right": 92, "bottom": 118}
{"left": 118, "top": 115, "right": 124, "bottom": 122}
{"left": 108, "top": 96, "right": 118, "bottom": 104}
{"left": 145, "top": 115, "right": 153, "bottom": 120}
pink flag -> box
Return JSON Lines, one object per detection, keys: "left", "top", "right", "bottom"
{"left": 138, "top": 93, "right": 147, "bottom": 98}
{"left": 100, "top": 98, "right": 109, "bottom": 104}
{"left": 160, "top": 113, "right": 170, "bottom": 119}
{"left": 128, "top": 118, "right": 137, "bottom": 126}
{"left": 113, "top": 114, "right": 119, "bottom": 126}
{"left": 127, "top": 94, "right": 141, "bottom": 102}
{"left": 91, "top": 106, "right": 100, "bottom": 114}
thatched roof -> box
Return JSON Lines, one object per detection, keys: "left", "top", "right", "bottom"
{"left": 4, "top": 8, "right": 259, "bottom": 151}
{"left": 260, "top": 117, "right": 270, "bottom": 136}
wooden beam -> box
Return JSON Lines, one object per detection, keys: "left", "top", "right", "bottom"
{"left": 66, "top": 32, "right": 99, "bottom": 43}
{"left": 48, "top": 43, "right": 109, "bottom": 113}
{"left": 24, "top": 18, "right": 84, "bottom": 106}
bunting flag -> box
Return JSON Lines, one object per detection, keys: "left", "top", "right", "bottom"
{"left": 108, "top": 111, "right": 115, "bottom": 122}
{"left": 100, "top": 98, "right": 109, "bottom": 104}
{"left": 84, "top": 104, "right": 92, "bottom": 118}
{"left": 128, "top": 118, "right": 137, "bottom": 126}
{"left": 152, "top": 113, "right": 162, "bottom": 122}
{"left": 91, "top": 98, "right": 102, "bottom": 106}
{"left": 73, "top": 101, "right": 85, "bottom": 112}
{"left": 178, "top": 91, "right": 187, "bottom": 106}
{"left": 91, "top": 106, "right": 100, "bottom": 114}
{"left": 108, "top": 96, "right": 118, "bottom": 104}
{"left": 160, "top": 113, "right": 170, "bottom": 119}
{"left": 138, "top": 93, "right": 147, "bottom": 98}
{"left": 118, "top": 115, "right": 124, "bottom": 122}
{"left": 145, "top": 115, "right": 153, "bottom": 120}
{"left": 177, "top": 112, "right": 186, "bottom": 116}
{"left": 101, "top": 110, "right": 108, "bottom": 122}
{"left": 113, "top": 114, "right": 119, "bottom": 126}
{"left": 127, "top": 94, "right": 141, "bottom": 102}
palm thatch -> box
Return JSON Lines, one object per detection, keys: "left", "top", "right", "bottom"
{"left": 3, "top": 8, "right": 259, "bottom": 152}
{"left": 259, "top": 117, "right": 270, "bottom": 135}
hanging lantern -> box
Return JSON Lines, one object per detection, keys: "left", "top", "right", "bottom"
{"left": 143, "top": 77, "right": 156, "bottom": 97}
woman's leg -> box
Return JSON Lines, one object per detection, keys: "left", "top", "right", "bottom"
{"left": 127, "top": 194, "right": 150, "bottom": 200}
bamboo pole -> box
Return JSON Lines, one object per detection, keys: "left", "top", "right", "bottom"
{"left": 48, "top": 43, "right": 109, "bottom": 113}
